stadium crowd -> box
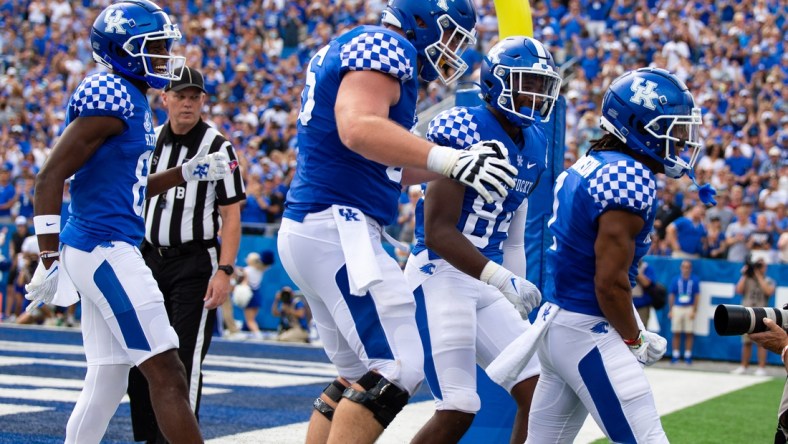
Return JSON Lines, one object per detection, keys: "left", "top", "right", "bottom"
{"left": 0, "top": 0, "right": 785, "bottom": 265}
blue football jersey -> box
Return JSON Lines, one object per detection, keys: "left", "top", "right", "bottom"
{"left": 544, "top": 150, "right": 657, "bottom": 316}
{"left": 412, "top": 105, "right": 546, "bottom": 264}
{"left": 60, "top": 72, "right": 156, "bottom": 251}
{"left": 285, "top": 25, "right": 419, "bottom": 226}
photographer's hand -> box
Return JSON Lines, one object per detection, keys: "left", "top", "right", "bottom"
{"left": 748, "top": 318, "right": 788, "bottom": 356}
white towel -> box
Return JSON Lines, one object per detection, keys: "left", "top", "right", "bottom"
{"left": 51, "top": 269, "right": 79, "bottom": 307}
{"left": 332, "top": 205, "right": 383, "bottom": 296}
{"left": 486, "top": 302, "right": 559, "bottom": 387}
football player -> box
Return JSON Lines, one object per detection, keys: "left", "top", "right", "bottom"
{"left": 25, "top": 1, "right": 230, "bottom": 443}
{"left": 527, "top": 68, "right": 703, "bottom": 443}
{"left": 277, "top": 1, "right": 518, "bottom": 442}
{"left": 405, "top": 36, "right": 561, "bottom": 444}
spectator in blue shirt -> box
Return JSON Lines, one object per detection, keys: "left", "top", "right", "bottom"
{"left": 668, "top": 260, "right": 701, "bottom": 364}
{"left": 0, "top": 167, "right": 17, "bottom": 221}
{"left": 724, "top": 143, "right": 754, "bottom": 177}
{"left": 667, "top": 203, "right": 708, "bottom": 258}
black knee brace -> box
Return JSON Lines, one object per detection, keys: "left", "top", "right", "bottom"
{"left": 342, "top": 372, "right": 410, "bottom": 429}
{"left": 313, "top": 379, "right": 346, "bottom": 421}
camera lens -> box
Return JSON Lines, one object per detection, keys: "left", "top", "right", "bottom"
{"left": 714, "top": 304, "right": 786, "bottom": 335}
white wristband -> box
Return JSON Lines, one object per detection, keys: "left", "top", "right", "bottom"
{"left": 480, "top": 261, "right": 509, "bottom": 291}
{"left": 426, "top": 145, "right": 459, "bottom": 177}
{"left": 33, "top": 215, "right": 61, "bottom": 235}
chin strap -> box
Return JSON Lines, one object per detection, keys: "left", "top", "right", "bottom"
{"left": 687, "top": 169, "right": 717, "bottom": 207}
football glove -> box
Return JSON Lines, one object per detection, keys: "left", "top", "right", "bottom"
{"left": 25, "top": 259, "right": 60, "bottom": 313}
{"left": 182, "top": 144, "right": 232, "bottom": 182}
{"left": 480, "top": 261, "right": 541, "bottom": 319}
{"left": 628, "top": 330, "right": 667, "bottom": 366}
{"left": 427, "top": 141, "right": 516, "bottom": 204}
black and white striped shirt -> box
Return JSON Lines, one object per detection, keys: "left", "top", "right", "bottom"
{"left": 144, "top": 120, "right": 246, "bottom": 247}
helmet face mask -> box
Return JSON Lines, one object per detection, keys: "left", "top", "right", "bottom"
{"left": 381, "top": 0, "right": 478, "bottom": 85}
{"left": 644, "top": 107, "right": 703, "bottom": 178}
{"left": 123, "top": 23, "right": 185, "bottom": 86}
{"left": 495, "top": 65, "right": 562, "bottom": 126}
{"left": 481, "top": 36, "right": 561, "bottom": 128}
{"left": 91, "top": 1, "right": 185, "bottom": 89}
{"left": 423, "top": 14, "right": 476, "bottom": 84}
{"left": 600, "top": 67, "right": 703, "bottom": 179}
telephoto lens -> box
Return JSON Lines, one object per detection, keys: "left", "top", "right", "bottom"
{"left": 714, "top": 304, "right": 788, "bottom": 335}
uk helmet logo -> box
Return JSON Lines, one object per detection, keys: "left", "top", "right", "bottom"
{"left": 104, "top": 9, "right": 131, "bottom": 35}
{"left": 629, "top": 77, "right": 660, "bottom": 110}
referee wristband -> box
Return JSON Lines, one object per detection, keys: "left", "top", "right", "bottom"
{"left": 781, "top": 345, "right": 788, "bottom": 363}
{"left": 33, "top": 215, "right": 61, "bottom": 235}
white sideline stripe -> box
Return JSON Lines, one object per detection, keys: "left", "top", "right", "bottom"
{"left": 0, "top": 355, "right": 86, "bottom": 369}
{"left": 0, "top": 386, "right": 230, "bottom": 404}
{"left": 0, "top": 403, "right": 50, "bottom": 416}
{"left": 0, "top": 340, "right": 85, "bottom": 355}
{"left": 203, "top": 355, "right": 337, "bottom": 377}
{"left": 207, "top": 368, "right": 770, "bottom": 444}
{"left": 205, "top": 400, "right": 436, "bottom": 444}
{"left": 575, "top": 367, "right": 770, "bottom": 442}
{"left": 0, "top": 341, "right": 337, "bottom": 377}
{"left": 204, "top": 370, "right": 331, "bottom": 388}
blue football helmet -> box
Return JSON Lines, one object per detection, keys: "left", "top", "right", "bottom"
{"left": 480, "top": 36, "right": 562, "bottom": 128}
{"left": 91, "top": 0, "right": 185, "bottom": 89}
{"left": 381, "top": 0, "right": 477, "bottom": 84}
{"left": 600, "top": 67, "right": 703, "bottom": 179}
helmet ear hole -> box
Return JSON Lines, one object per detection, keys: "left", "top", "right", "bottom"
{"left": 414, "top": 15, "right": 427, "bottom": 29}
{"left": 115, "top": 45, "right": 127, "bottom": 58}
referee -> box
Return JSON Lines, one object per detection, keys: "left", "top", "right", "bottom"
{"left": 127, "top": 66, "right": 246, "bottom": 443}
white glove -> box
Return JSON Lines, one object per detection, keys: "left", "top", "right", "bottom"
{"left": 182, "top": 144, "right": 233, "bottom": 182}
{"left": 24, "top": 259, "right": 60, "bottom": 313}
{"left": 627, "top": 330, "right": 668, "bottom": 366}
{"left": 427, "top": 141, "right": 517, "bottom": 204}
{"left": 480, "top": 261, "right": 541, "bottom": 319}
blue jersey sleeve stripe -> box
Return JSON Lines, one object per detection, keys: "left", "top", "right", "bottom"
{"left": 588, "top": 160, "right": 656, "bottom": 213}
{"left": 340, "top": 32, "right": 414, "bottom": 82}
{"left": 426, "top": 107, "right": 481, "bottom": 149}
{"left": 72, "top": 73, "right": 135, "bottom": 121}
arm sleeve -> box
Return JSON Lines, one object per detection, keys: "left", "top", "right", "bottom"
{"left": 426, "top": 107, "right": 482, "bottom": 149}
{"left": 502, "top": 200, "right": 528, "bottom": 277}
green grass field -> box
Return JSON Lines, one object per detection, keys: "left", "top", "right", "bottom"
{"left": 591, "top": 378, "right": 784, "bottom": 443}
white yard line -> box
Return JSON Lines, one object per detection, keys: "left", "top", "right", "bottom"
{"left": 207, "top": 367, "right": 772, "bottom": 444}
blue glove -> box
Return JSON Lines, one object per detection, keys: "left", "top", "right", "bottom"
{"left": 688, "top": 170, "right": 717, "bottom": 207}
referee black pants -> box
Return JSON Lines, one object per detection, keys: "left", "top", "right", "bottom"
{"left": 127, "top": 241, "right": 218, "bottom": 443}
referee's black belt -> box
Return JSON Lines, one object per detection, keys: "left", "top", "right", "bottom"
{"left": 142, "top": 239, "right": 218, "bottom": 258}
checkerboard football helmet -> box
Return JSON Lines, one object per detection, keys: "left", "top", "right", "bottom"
{"left": 600, "top": 68, "right": 703, "bottom": 179}
{"left": 91, "top": 0, "right": 185, "bottom": 89}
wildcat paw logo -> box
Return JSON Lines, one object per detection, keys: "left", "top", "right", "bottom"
{"left": 419, "top": 263, "right": 436, "bottom": 275}
{"left": 104, "top": 9, "right": 132, "bottom": 35}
